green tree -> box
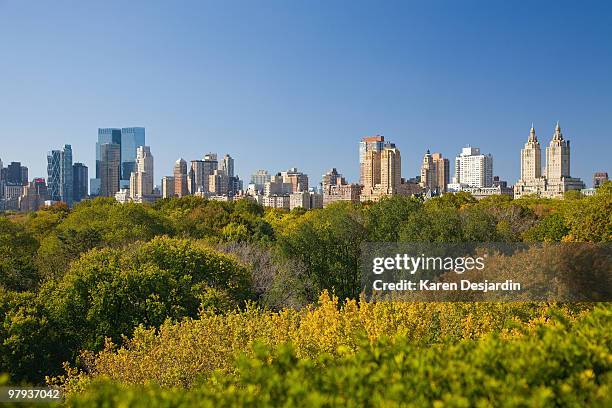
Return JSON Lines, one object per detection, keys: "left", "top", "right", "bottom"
{"left": 0, "top": 288, "right": 67, "bottom": 383}
{"left": 36, "top": 199, "right": 173, "bottom": 279}
{"left": 44, "top": 237, "right": 252, "bottom": 351}
{"left": 522, "top": 212, "right": 569, "bottom": 242}
{"left": 365, "top": 196, "right": 421, "bottom": 241}
{"left": 0, "top": 218, "right": 40, "bottom": 291}
{"left": 564, "top": 182, "right": 612, "bottom": 242}
{"left": 277, "top": 202, "right": 367, "bottom": 301}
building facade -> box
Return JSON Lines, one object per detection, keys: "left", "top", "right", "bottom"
{"left": 514, "top": 123, "right": 585, "bottom": 198}
{"left": 120, "top": 127, "right": 146, "bottom": 185}
{"left": 449, "top": 146, "right": 493, "bottom": 190}
{"left": 93, "top": 128, "right": 121, "bottom": 196}
{"left": 162, "top": 176, "right": 175, "bottom": 198}
{"left": 129, "top": 146, "right": 155, "bottom": 202}
{"left": 250, "top": 170, "right": 271, "bottom": 193}
{"left": 593, "top": 172, "right": 608, "bottom": 188}
{"left": 281, "top": 167, "right": 308, "bottom": 193}
{"left": 173, "top": 159, "right": 189, "bottom": 197}
{"left": 99, "top": 143, "right": 121, "bottom": 198}
{"left": 359, "top": 135, "right": 388, "bottom": 185}
{"left": 72, "top": 162, "right": 88, "bottom": 203}
{"left": 360, "top": 139, "right": 404, "bottom": 202}
{"left": 289, "top": 191, "right": 323, "bottom": 210}
{"left": 420, "top": 151, "right": 450, "bottom": 193}
{"left": 47, "top": 144, "right": 74, "bottom": 206}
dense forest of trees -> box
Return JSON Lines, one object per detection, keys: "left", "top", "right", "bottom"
{"left": 0, "top": 183, "right": 610, "bottom": 403}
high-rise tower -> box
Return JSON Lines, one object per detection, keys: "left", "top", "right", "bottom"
{"left": 130, "top": 146, "right": 154, "bottom": 201}
{"left": 545, "top": 122, "right": 570, "bottom": 180}
{"left": 100, "top": 143, "right": 121, "bottom": 198}
{"left": 173, "top": 158, "right": 188, "bottom": 197}
{"left": 47, "top": 144, "right": 74, "bottom": 206}
{"left": 520, "top": 124, "right": 542, "bottom": 182}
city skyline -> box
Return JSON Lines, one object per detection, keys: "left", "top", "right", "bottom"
{"left": 1, "top": 1, "right": 611, "bottom": 184}
{"left": 0, "top": 121, "right": 607, "bottom": 191}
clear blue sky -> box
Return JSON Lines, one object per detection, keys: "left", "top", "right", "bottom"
{"left": 1, "top": 0, "right": 611, "bottom": 187}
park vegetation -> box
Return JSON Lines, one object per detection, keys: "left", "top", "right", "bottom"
{"left": 0, "top": 183, "right": 610, "bottom": 406}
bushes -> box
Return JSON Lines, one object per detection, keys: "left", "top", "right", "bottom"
{"left": 62, "top": 292, "right": 589, "bottom": 389}
{"left": 66, "top": 304, "right": 611, "bottom": 407}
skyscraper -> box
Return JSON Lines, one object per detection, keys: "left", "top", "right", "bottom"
{"left": 545, "top": 122, "right": 570, "bottom": 180}
{"left": 129, "top": 146, "right": 154, "bottom": 201}
{"left": 72, "top": 162, "right": 88, "bottom": 203}
{"left": 380, "top": 146, "right": 401, "bottom": 195}
{"left": 120, "top": 127, "right": 146, "bottom": 183}
{"left": 520, "top": 125, "right": 542, "bottom": 182}
{"left": 47, "top": 145, "right": 74, "bottom": 206}
{"left": 162, "top": 176, "right": 175, "bottom": 198}
{"left": 221, "top": 154, "right": 234, "bottom": 178}
{"left": 420, "top": 151, "right": 450, "bottom": 193}
{"left": 360, "top": 138, "right": 406, "bottom": 201}
{"left": 173, "top": 158, "right": 188, "bottom": 197}
{"left": 92, "top": 128, "right": 121, "bottom": 196}
{"left": 250, "top": 170, "right": 271, "bottom": 193}
{"left": 100, "top": 143, "right": 121, "bottom": 198}
{"left": 359, "top": 135, "right": 388, "bottom": 185}
{"left": 5, "top": 162, "right": 27, "bottom": 185}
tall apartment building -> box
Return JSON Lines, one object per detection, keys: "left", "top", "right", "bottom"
{"left": 162, "top": 176, "right": 175, "bottom": 198}
{"left": 209, "top": 169, "right": 230, "bottom": 196}
{"left": 360, "top": 138, "right": 402, "bottom": 202}
{"left": 3, "top": 162, "right": 28, "bottom": 185}
{"left": 19, "top": 178, "right": 49, "bottom": 212}
{"left": 129, "top": 146, "right": 154, "bottom": 202}
{"left": 250, "top": 170, "right": 271, "bottom": 193}
{"left": 321, "top": 168, "right": 362, "bottom": 206}
{"left": 188, "top": 154, "right": 218, "bottom": 194}
{"left": 379, "top": 146, "right": 401, "bottom": 195}
{"left": 99, "top": 143, "right": 121, "bottom": 198}
{"left": 289, "top": 191, "right": 323, "bottom": 210}
{"left": 593, "top": 172, "right": 609, "bottom": 188}
{"left": 173, "top": 159, "right": 189, "bottom": 197}
{"left": 449, "top": 146, "right": 493, "bottom": 190}
{"left": 72, "top": 162, "right": 88, "bottom": 203}
{"left": 264, "top": 175, "right": 293, "bottom": 196}
{"left": 281, "top": 167, "right": 308, "bottom": 192}
{"left": 514, "top": 123, "right": 584, "bottom": 198}
{"left": 359, "top": 135, "right": 389, "bottom": 185}
{"left": 420, "top": 151, "right": 450, "bottom": 193}
{"left": 47, "top": 144, "right": 74, "bottom": 206}
{"left": 221, "top": 154, "right": 234, "bottom": 178}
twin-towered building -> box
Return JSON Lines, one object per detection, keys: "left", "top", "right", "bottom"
{"left": 514, "top": 123, "right": 585, "bottom": 198}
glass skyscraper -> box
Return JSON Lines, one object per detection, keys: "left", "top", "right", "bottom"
{"left": 91, "top": 127, "right": 145, "bottom": 195}
{"left": 92, "top": 128, "right": 121, "bottom": 196}
{"left": 121, "top": 127, "right": 145, "bottom": 183}
{"left": 47, "top": 144, "right": 74, "bottom": 206}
